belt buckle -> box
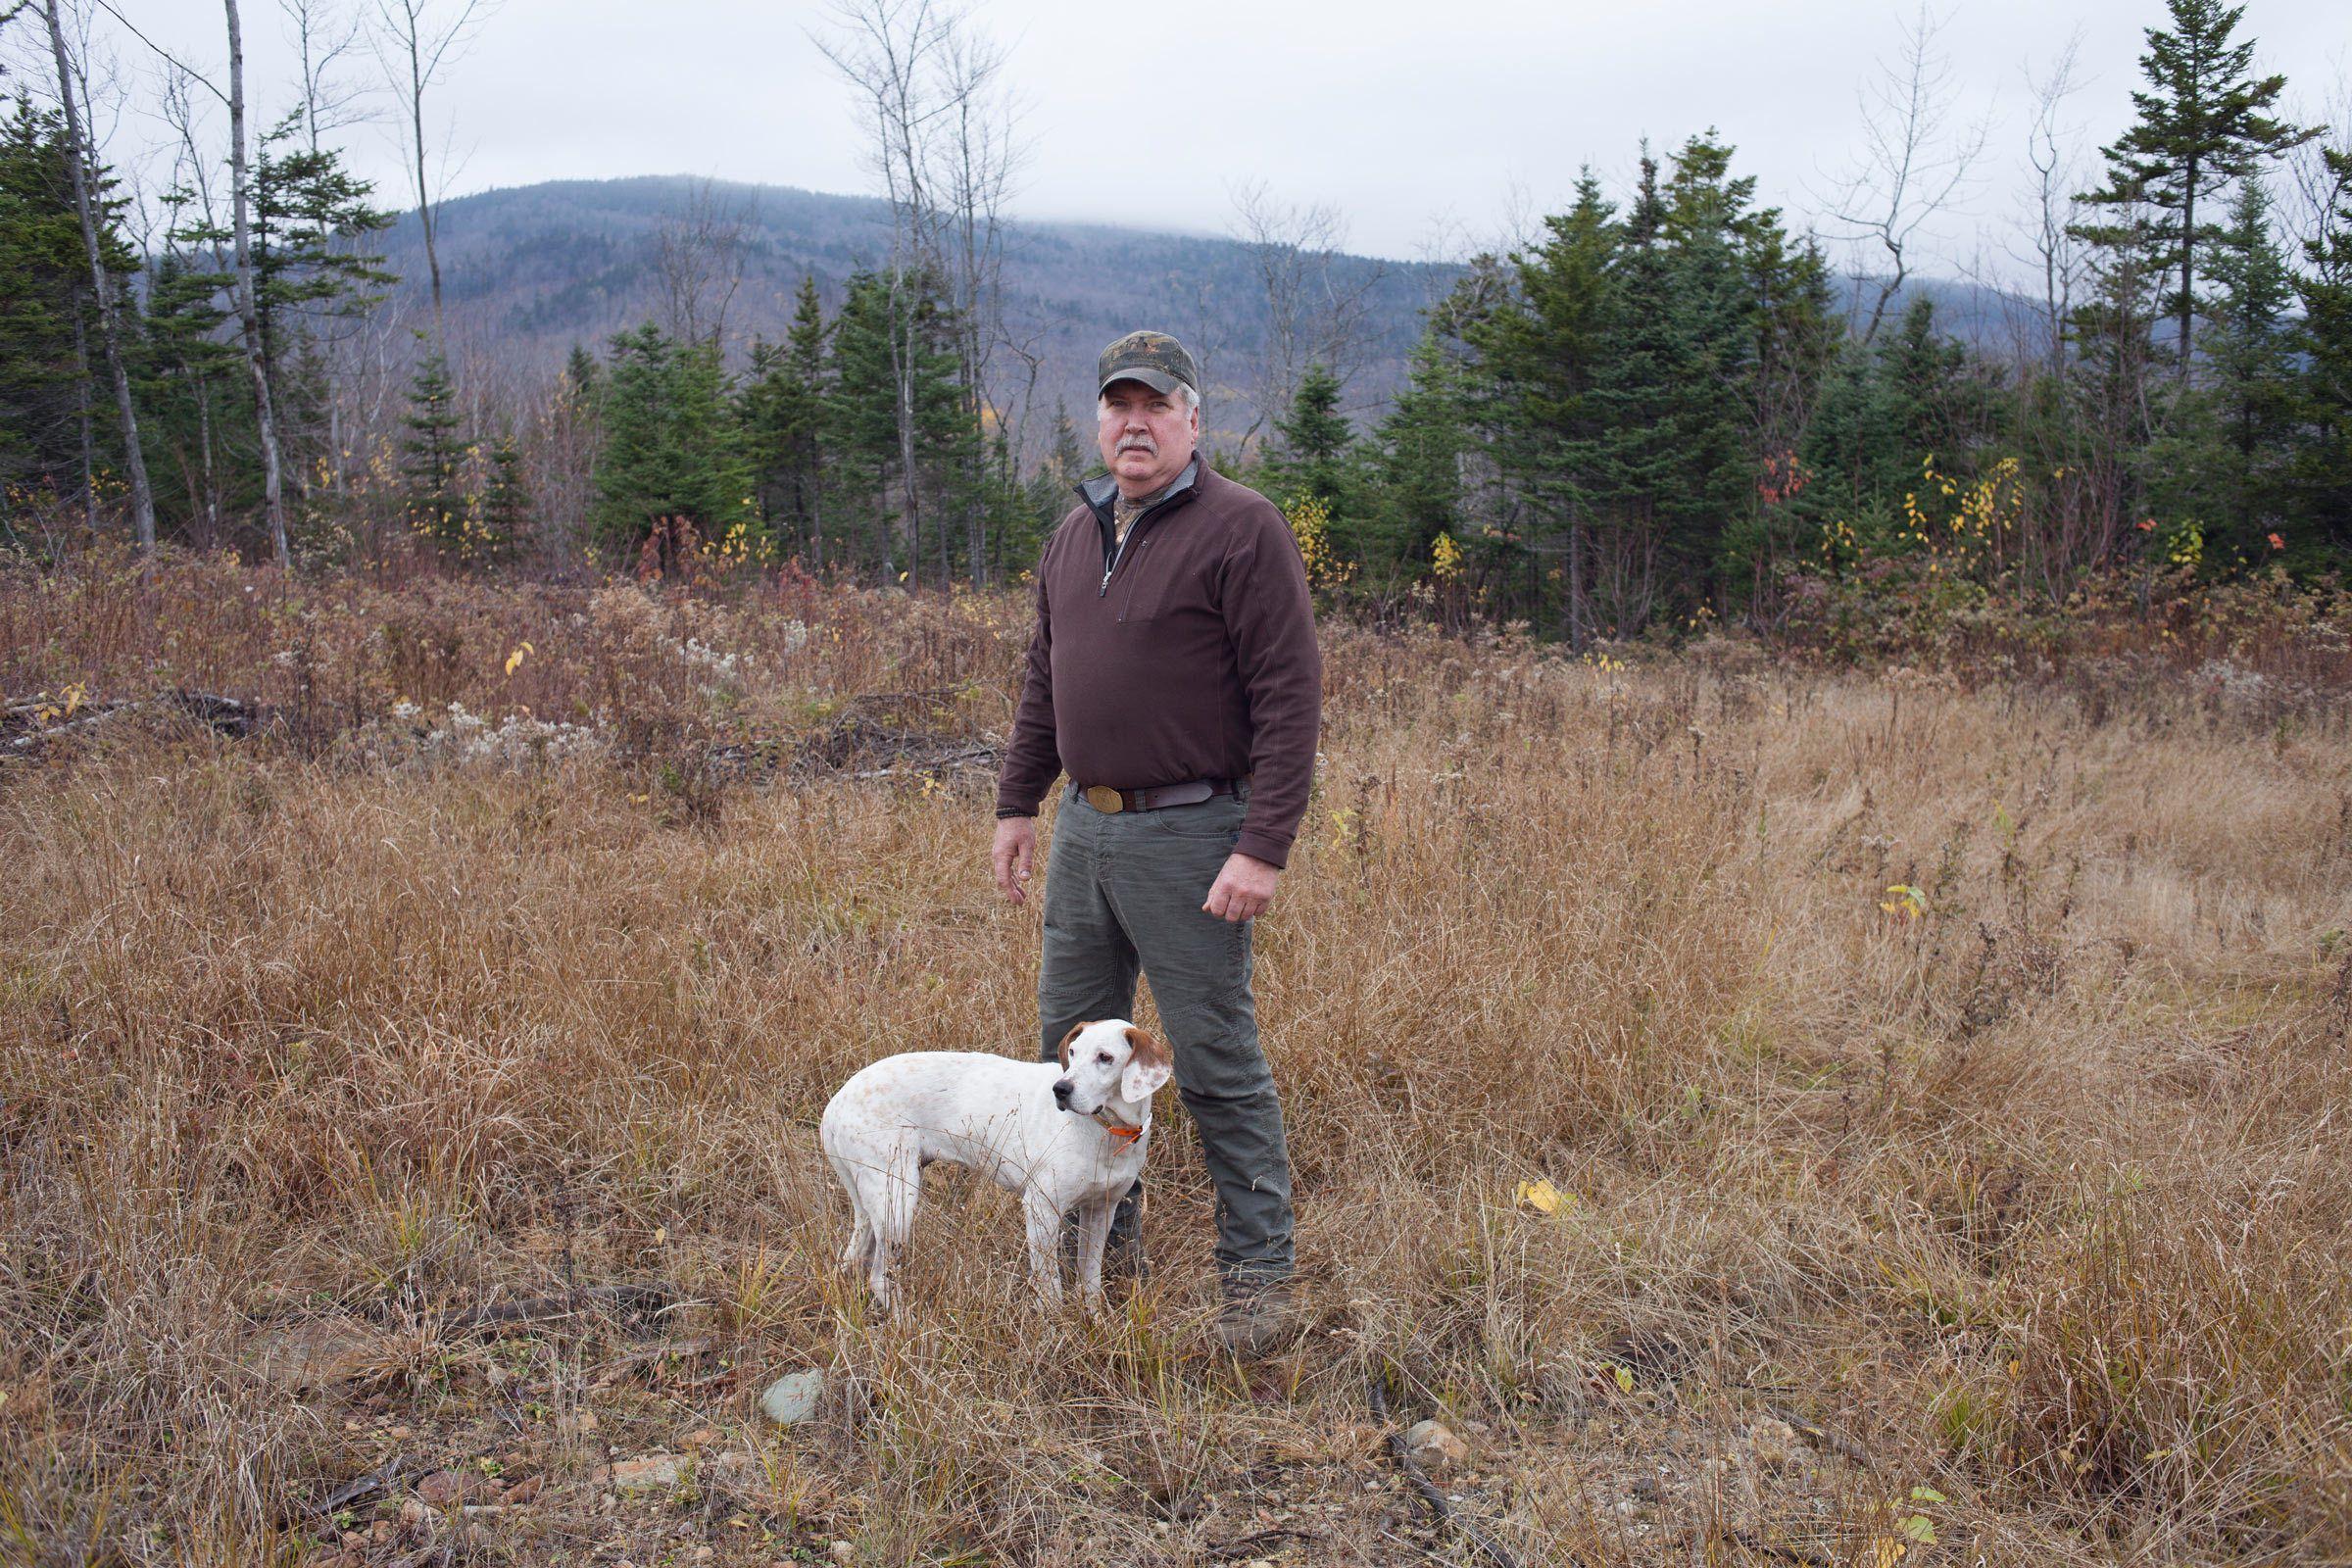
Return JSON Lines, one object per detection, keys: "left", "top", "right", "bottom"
{"left": 1083, "top": 785, "right": 1124, "bottom": 813}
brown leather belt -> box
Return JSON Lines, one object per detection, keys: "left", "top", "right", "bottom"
{"left": 1077, "top": 777, "right": 1243, "bottom": 814}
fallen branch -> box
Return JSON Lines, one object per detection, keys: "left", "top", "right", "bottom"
{"left": 321, "top": 1455, "right": 403, "bottom": 1512}
{"left": 437, "top": 1283, "right": 677, "bottom": 1336}
{"left": 1765, "top": 1402, "right": 1872, "bottom": 1468}
{"left": 1365, "top": 1371, "right": 1523, "bottom": 1568}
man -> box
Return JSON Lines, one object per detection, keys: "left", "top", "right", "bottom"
{"left": 991, "top": 329, "right": 1321, "bottom": 1356}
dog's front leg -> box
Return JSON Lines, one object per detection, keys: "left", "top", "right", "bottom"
{"left": 1072, "top": 1197, "right": 1115, "bottom": 1314}
{"left": 1021, "top": 1190, "right": 1067, "bottom": 1309}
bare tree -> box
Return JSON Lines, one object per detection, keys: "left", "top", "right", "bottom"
{"left": 371, "top": 0, "right": 490, "bottom": 340}
{"left": 1815, "top": 3, "right": 1989, "bottom": 346}
{"left": 2284, "top": 81, "right": 2352, "bottom": 270}
{"left": 42, "top": 0, "right": 157, "bottom": 552}
{"left": 815, "top": 0, "right": 1024, "bottom": 588}
{"left": 652, "top": 176, "right": 751, "bottom": 348}
{"left": 1227, "top": 180, "right": 1386, "bottom": 453}
{"left": 282, "top": 0, "right": 368, "bottom": 154}
{"left": 2014, "top": 33, "right": 2092, "bottom": 377}
{"left": 223, "top": 0, "right": 292, "bottom": 564}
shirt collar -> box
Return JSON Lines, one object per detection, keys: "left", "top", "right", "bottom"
{"left": 1078, "top": 458, "right": 1200, "bottom": 519}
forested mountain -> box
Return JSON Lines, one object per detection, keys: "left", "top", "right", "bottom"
{"left": 382, "top": 175, "right": 1443, "bottom": 443}
{"left": 381, "top": 173, "right": 2018, "bottom": 441}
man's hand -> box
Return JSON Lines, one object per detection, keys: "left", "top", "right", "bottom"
{"left": 992, "top": 816, "right": 1037, "bottom": 904}
{"left": 1202, "top": 852, "right": 1281, "bottom": 923}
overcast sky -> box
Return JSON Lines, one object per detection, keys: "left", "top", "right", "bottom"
{"left": 74, "top": 0, "right": 2352, "bottom": 282}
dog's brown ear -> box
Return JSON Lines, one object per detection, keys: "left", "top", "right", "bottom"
{"left": 1056, "top": 1022, "right": 1089, "bottom": 1070}
{"left": 1123, "top": 1025, "right": 1168, "bottom": 1072}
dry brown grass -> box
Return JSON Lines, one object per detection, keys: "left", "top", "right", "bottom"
{"left": 3, "top": 553, "right": 2349, "bottom": 1566}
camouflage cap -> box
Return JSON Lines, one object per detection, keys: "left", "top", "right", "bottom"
{"left": 1097, "top": 330, "right": 1199, "bottom": 398}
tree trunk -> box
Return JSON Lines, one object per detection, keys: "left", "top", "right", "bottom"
{"left": 404, "top": 21, "right": 445, "bottom": 337}
{"left": 224, "top": 0, "right": 290, "bottom": 567}
{"left": 46, "top": 0, "right": 158, "bottom": 554}
{"left": 2178, "top": 155, "right": 2199, "bottom": 381}
{"left": 1568, "top": 514, "right": 1589, "bottom": 654}
{"left": 71, "top": 303, "right": 96, "bottom": 532}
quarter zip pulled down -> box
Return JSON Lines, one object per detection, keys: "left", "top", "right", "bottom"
{"left": 1078, "top": 460, "right": 1200, "bottom": 597}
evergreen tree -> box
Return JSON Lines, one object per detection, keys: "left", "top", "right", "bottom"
{"left": 0, "top": 102, "right": 140, "bottom": 527}
{"left": 2078, "top": 0, "right": 2317, "bottom": 376}
{"left": 2069, "top": 190, "right": 2169, "bottom": 557}
{"left": 1021, "top": 404, "right": 1090, "bottom": 555}
{"left": 1657, "top": 130, "right": 1764, "bottom": 590}
{"left": 739, "top": 274, "right": 831, "bottom": 566}
{"left": 1269, "top": 364, "right": 1358, "bottom": 509}
{"left": 2148, "top": 177, "right": 2297, "bottom": 559}
{"left": 482, "top": 431, "right": 529, "bottom": 552}
{"left": 1370, "top": 330, "right": 1471, "bottom": 582}
{"left": 1477, "top": 172, "right": 1616, "bottom": 638}
{"left": 1804, "top": 295, "right": 1988, "bottom": 524}
{"left": 142, "top": 247, "right": 250, "bottom": 539}
{"left": 589, "top": 323, "right": 751, "bottom": 561}
{"left": 825, "top": 267, "right": 965, "bottom": 580}
{"left": 2290, "top": 143, "right": 2352, "bottom": 560}
{"left": 401, "top": 344, "right": 465, "bottom": 551}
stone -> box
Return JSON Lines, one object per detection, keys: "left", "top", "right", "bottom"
{"left": 502, "top": 1474, "right": 544, "bottom": 1505}
{"left": 412, "top": 1470, "right": 492, "bottom": 1508}
{"left": 608, "top": 1453, "right": 684, "bottom": 1492}
{"left": 760, "top": 1369, "right": 826, "bottom": 1427}
{"left": 244, "top": 1319, "right": 389, "bottom": 1395}
{"left": 1404, "top": 1420, "right": 1470, "bottom": 1472}
{"left": 829, "top": 1541, "right": 856, "bottom": 1563}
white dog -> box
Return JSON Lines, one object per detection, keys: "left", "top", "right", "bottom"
{"left": 819, "top": 1018, "right": 1172, "bottom": 1312}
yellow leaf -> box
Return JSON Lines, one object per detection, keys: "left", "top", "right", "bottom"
{"left": 1515, "top": 1178, "right": 1568, "bottom": 1215}
{"left": 505, "top": 641, "right": 533, "bottom": 675}
{"left": 1868, "top": 1538, "right": 1907, "bottom": 1568}
{"left": 1612, "top": 1365, "right": 1634, "bottom": 1394}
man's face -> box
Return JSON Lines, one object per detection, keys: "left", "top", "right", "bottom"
{"left": 1098, "top": 379, "right": 1200, "bottom": 497}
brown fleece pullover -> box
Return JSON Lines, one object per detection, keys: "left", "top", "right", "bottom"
{"left": 995, "top": 461, "right": 1322, "bottom": 869}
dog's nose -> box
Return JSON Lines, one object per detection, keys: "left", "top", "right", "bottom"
{"left": 1051, "top": 1078, "right": 1073, "bottom": 1103}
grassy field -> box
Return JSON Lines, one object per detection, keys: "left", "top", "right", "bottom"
{"left": 3, "top": 555, "right": 2348, "bottom": 1566}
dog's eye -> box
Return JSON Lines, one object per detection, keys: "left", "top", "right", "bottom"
{"left": 1097, "top": 1052, "right": 1113, "bottom": 1063}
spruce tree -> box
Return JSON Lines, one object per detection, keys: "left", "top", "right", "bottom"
{"left": 590, "top": 323, "right": 751, "bottom": 562}
{"left": 482, "top": 432, "right": 530, "bottom": 554}
{"left": 1479, "top": 173, "right": 1616, "bottom": 639}
{"left": 1269, "top": 365, "right": 1357, "bottom": 511}
{"left": 825, "top": 267, "right": 965, "bottom": 580}
{"left": 2149, "top": 178, "right": 2297, "bottom": 559}
{"left": 2079, "top": 0, "right": 2317, "bottom": 376}
{"left": 400, "top": 345, "right": 465, "bottom": 551}
{"left": 740, "top": 274, "right": 831, "bottom": 566}
{"left": 1370, "top": 330, "right": 1471, "bottom": 586}
{"left": 2291, "top": 143, "right": 2352, "bottom": 559}
{"left": 0, "top": 105, "right": 96, "bottom": 509}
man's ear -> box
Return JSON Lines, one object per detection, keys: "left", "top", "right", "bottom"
{"left": 1119, "top": 1025, "right": 1172, "bottom": 1102}
{"left": 1056, "top": 1022, "right": 1089, "bottom": 1071}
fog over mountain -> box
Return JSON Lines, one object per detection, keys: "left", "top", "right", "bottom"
{"left": 384, "top": 174, "right": 2029, "bottom": 452}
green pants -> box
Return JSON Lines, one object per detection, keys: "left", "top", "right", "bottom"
{"left": 1036, "top": 783, "right": 1295, "bottom": 1287}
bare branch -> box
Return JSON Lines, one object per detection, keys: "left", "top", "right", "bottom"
{"left": 1810, "top": 2, "right": 1992, "bottom": 344}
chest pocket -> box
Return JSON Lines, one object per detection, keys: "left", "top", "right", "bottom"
{"left": 1115, "top": 537, "right": 1172, "bottom": 624}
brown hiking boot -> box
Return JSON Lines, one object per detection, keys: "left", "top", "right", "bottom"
{"left": 1214, "top": 1280, "right": 1299, "bottom": 1358}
